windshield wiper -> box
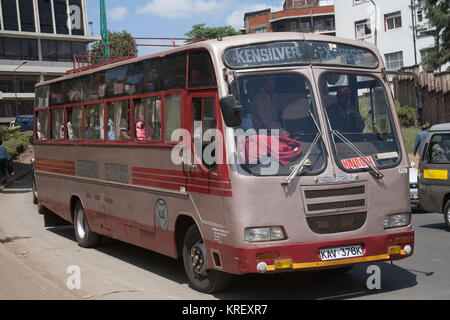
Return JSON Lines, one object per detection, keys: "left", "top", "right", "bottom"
{"left": 281, "top": 131, "right": 322, "bottom": 186}
{"left": 331, "top": 130, "right": 384, "bottom": 179}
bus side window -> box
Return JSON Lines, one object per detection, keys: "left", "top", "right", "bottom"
{"left": 192, "top": 97, "right": 217, "bottom": 172}
{"left": 188, "top": 51, "right": 216, "bottom": 88}
{"left": 85, "top": 104, "right": 104, "bottom": 141}
{"left": 36, "top": 110, "right": 48, "bottom": 141}
{"left": 66, "top": 108, "right": 74, "bottom": 141}
{"left": 51, "top": 109, "right": 64, "bottom": 140}
{"left": 107, "top": 100, "right": 130, "bottom": 141}
{"left": 164, "top": 94, "right": 181, "bottom": 142}
{"left": 134, "top": 96, "right": 162, "bottom": 142}
{"left": 71, "top": 106, "right": 83, "bottom": 140}
{"left": 164, "top": 54, "right": 186, "bottom": 91}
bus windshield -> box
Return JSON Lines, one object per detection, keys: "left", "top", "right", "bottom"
{"left": 233, "top": 73, "right": 326, "bottom": 176}
{"left": 320, "top": 72, "right": 401, "bottom": 172}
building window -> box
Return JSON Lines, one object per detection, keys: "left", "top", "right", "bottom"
{"left": 355, "top": 19, "right": 371, "bottom": 39}
{"left": 42, "top": 40, "right": 87, "bottom": 62}
{"left": 2, "top": 0, "right": 19, "bottom": 31}
{"left": 19, "top": 0, "right": 36, "bottom": 32}
{"left": 385, "top": 51, "right": 404, "bottom": 71}
{"left": 38, "top": 0, "right": 54, "bottom": 33}
{"left": 0, "top": 38, "right": 38, "bottom": 60}
{"left": 255, "top": 27, "right": 266, "bottom": 33}
{"left": 385, "top": 11, "right": 402, "bottom": 31}
{"left": 0, "top": 75, "right": 39, "bottom": 93}
{"left": 54, "top": 0, "right": 69, "bottom": 34}
{"left": 417, "top": 10, "right": 423, "bottom": 22}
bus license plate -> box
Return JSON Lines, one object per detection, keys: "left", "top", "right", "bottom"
{"left": 320, "top": 245, "right": 363, "bottom": 261}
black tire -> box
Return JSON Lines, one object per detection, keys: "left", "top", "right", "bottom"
{"left": 182, "top": 225, "right": 232, "bottom": 293}
{"left": 73, "top": 201, "right": 100, "bottom": 248}
{"left": 32, "top": 177, "right": 38, "bottom": 205}
{"left": 444, "top": 201, "right": 450, "bottom": 230}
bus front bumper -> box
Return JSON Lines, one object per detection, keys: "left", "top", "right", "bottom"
{"left": 213, "top": 230, "right": 414, "bottom": 275}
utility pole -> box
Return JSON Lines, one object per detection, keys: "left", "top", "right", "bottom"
{"left": 411, "top": 0, "right": 418, "bottom": 65}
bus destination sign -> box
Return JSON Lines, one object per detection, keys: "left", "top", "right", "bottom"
{"left": 223, "top": 41, "right": 379, "bottom": 69}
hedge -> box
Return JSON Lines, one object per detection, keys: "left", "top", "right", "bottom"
{"left": 0, "top": 126, "right": 33, "bottom": 159}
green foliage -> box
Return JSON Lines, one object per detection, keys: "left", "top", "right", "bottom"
{"left": 415, "top": 0, "right": 450, "bottom": 71}
{"left": 2, "top": 131, "right": 33, "bottom": 159}
{"left": 184, "top": 24, "right": 240, "bottom": 43}
{"left": 395, "top": 101, "right": 417, "bottom": 127}
{"left": 91, "top": 30, "right": 137, "bottom": 59}
{"left": 0, "top": 126, "right": 8, "bottom": 140}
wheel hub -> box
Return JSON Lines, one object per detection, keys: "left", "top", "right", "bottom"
{"left": 191, "top": 241, "right": 208, "bottom": 277}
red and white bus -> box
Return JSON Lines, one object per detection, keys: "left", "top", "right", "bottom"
{"left": 33, "top": 33, "right": 414, "bottom": 293}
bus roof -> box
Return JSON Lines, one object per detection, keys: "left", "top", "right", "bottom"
{"left": 36, "top": 32, "right": 383, "bottom": 88}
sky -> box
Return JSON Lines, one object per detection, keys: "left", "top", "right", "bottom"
{"left": 86, "top": 0, "right": 285, "bottom": 53}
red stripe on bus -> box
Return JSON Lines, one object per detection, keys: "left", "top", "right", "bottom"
{"left": 132, "top": 172, "right": 232, "bottom": 190}
{"left": 132, "top": 166, "right": 230, "bottom": 183}
{"left": 132, "top": 178, "right": 233, "bottom": 197}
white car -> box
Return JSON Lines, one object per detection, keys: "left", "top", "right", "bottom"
{"left": 409, "top": 162, "right": 419, "bottom": 208}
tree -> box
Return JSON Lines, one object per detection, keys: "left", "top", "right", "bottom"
{"left": 91, "top": 30, "right": 137, "bottom": 60}
{"left": 415, "top": 0, "right": 450, "bottom": 71}
{"left": 184, "top": 24, "right": 240, "bottom": 43}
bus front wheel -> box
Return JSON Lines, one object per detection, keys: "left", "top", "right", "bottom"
{"left": 73, "top": 201, "right": 100, "bottom": 248}
{"left": 182, "top": 224, "right": 232, "bottom": 293}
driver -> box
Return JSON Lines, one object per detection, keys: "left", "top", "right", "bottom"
{"left": 326, "top": 86, "right": 365, "bottom": 133}
{"left": 251, "top": 77, "right": 290, "bottom": 137}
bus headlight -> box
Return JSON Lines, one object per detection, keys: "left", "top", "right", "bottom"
{"left": 384, "top": 214, "right": 411, "bottom": 229}
{"left": 245, "top": 226, "right": 286, "bottom": 242}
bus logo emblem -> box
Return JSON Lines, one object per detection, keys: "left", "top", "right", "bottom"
{"left": 155, "top": 199, "right": 169, "bottom": 232}
{"left": 315, "top": 174, "right": 359, "bottom": 184}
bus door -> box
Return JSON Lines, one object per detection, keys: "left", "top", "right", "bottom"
{"left": 187, "top": 92, "right": 226, "bottom": 226}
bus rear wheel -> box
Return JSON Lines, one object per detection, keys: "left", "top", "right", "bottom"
{"left": 73, "top": 201, "right": 100, "bottom": 248}
{"left": 182, "top": 224, "right": 232, "bottom": 293}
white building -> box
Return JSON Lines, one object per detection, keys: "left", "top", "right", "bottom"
{"left": 0, "top": 0, "right": 99, "bottom": 124}
{"left": 335, "top": 0, "right": 436, "bottom": 72}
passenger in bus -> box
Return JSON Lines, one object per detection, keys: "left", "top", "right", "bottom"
{"left": 67, "top": 120, "right": 74, "bottom": 141}
{"left": 36, "top": 119, "right": 42, "bottom": 140}
{"left": 135, "top": 116, "right": 146, "bottom": 141}
{"left": 107, "top": 119, "right": 115, "bottom": 140}
{"left": 326, "top": 86, "right": 365, "bottom": 133}
{"left": 86, "top": 109, "right": 101, "bottom": 140}
{"left": 119, "top": 119, "right": 130, "bottom": 140}
{"left": 250, "top": 77, "right": 290, "bottom": 137}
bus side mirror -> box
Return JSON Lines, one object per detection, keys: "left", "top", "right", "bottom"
{"left": 219, "top": 95, "right": 243, "bottom": 128}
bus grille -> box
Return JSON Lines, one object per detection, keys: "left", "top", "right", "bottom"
{"left": 307, "top": 212, "right": 367, "bottom": 234}
{"left": 301, "top": 183, "right": 367, "bottom": 215}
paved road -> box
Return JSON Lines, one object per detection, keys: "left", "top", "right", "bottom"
{"left": 1, "top": 174, "right": 450, "bottom": 300}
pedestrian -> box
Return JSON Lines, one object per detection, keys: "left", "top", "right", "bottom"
{"left": 414, "top": 125, "right": 428, "bottom": 158}
{"left": 0, "top": 138, "right": 10, "bottom": 185}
